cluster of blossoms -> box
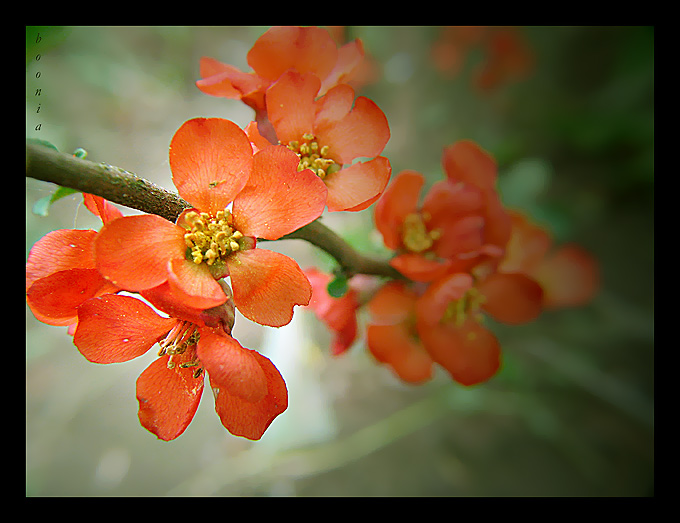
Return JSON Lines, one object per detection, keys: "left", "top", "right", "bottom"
{"left": 430, "top": 26, "right": 534, "bottom": 92}
{"left": 307, "top": 139, "right": 597, "bottom": 386}
{"left": 26, "top": 26, "right": 597, "bottom": 442}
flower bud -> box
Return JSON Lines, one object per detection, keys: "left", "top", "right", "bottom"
{"left": 199, "top": 280, "right": 236, "bottom": 335}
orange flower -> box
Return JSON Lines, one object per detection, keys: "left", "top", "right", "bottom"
{"left": 325, "top": 26, "right": 381, "bottom": 92}
{"left": 366, "top": 281, "right": 435, "bottom": 384}
{"left": 431, "top": 26, "right": 488, "bottom": 78}
{"left": 441, "top": 140, "right": 512, "bottom": 255}
{"left": 473, "top": 28, "right": 534, "bottom": 92}
{"left": 416, "top": 270, "right": 542, "bottom": 385}
{"left": 500, "top": 211, "right": 599, "bottom": 309}
{"left": 367, "top": 266, "right": 543, "bottom": 386}
{"left": 374, "top": 169, "right": 486, "bottom": 282}
{"left": 26, "top": 193, "right": 122, "bottom": 329}
{"left": 197, "top": 26, "right": 365, "bottom": 115}
{"left": 431, "top": 26, "right": 534, "bottom": 93}
{"left": 94, "top": 118, "right": 327, "bottom": 327}
{"left": 374, "top": 140, "right": 510, "bottom": 282}
{"left": 261, "top": 70, "right": 391, "bottom": 212}
{"left": 304, "top": 267, "right": 360, "bottom": 356}
{"left": 73, "top": 291, "right": 286, "bottom": 441}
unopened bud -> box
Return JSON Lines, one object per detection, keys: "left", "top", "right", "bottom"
{"left": 200, "top": 280, "right": 236, "bottom": 335}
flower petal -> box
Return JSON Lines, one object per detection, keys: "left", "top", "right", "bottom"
{"left": 536, "top": 244, "right": 599, "bottom": 309}
{"left": 421, "top": 179, "right": 484, "bottom": 226}
{"left": 198, "top": 55, "right": 235, "bottom": 78}
{"left": 137, "top": 353, "right": 204, "bottom": 441}
{"left": 74, "top": 294, "right": 177, "bottom": 363}
{"left": 247, "top": 26, "right": 337, "bottom": 82}
{"left": 305, "top": 267, "right": 359, "bottom": 355}
{"left": 316, "top": 96, "right": 390, "bottom": 164}
{"left": 82, "top": 193, "right": 123, "bottom": 224}
{"left": 434, "top": 215, "right": 486, "bottom": 259}
{"left": 196, "top": 57, "right": 267, "bottom": 103}
{"left": 167, "top": 257, "right": 229, "bottom": 310}
{"left": 141, "top": 281, "right": 235, "bottom": 336}
{"left": 196, "top": 75, "right": 240, "bottom": 98}
{"left": 306, "top": 268, "right": 357, "bottom": 331}
{"left": 244, "top": 121, "right": 274, "bottom": 153}
{"left": 366, "top": 324, "right": 434, "bottom": 384}
{"left": 419, "top": 319, "right": 501, "bottom": 386}
{"left": 482, "top": 191, "right": 512, "bottom": 251}
{"left": 196, "top": 330, "right": 268, "bottom": 403}
{"left": 319, "top": 39, "right": 365, "bottom": 96}
{"left": 210, "top": 346, "right": 288, "bottom": 440}
{"left": 373, "top": 170, "right": 424, "bottom": 250}
{"left": 500, "top": 210, "right": 552, "bottom": 274}
{"left": 478, "top": 271, "right": 543, "bottom": 325}
{"left": 441, "top": 140, "right": 497, "bottom": 193}
{"left": 26, "top": 229, "right": 98, "bottom": 290}
{"left": 227, "top": 249, "right": 311, "bottom": 327}
{"left": 265, "top": 71, "right": 320, "bottom": 144}
{"left": 415, "top": 272, "right": 474, "bottom": 327}
{"left": 169, "top": 118, "right": 254, "bottom": 215}
{"left": 367, "top": 280, "right": 418, "bottom": 325}
{"left": 232, "top": 145, "right": 327, "bottom": 239}
{"left": 330, "top": 320, "right": 358, "bottom": 356}
{"left": 95, "top": 214, "right": 185, "bottom": 291}
{"left": 27, "top": 268, "right": 117, "bottom": 326}
{"left": 313, "top": 83, "right": 355, "bottom": 130}
{"left": 473, "top": 29, "right": 534, "bottom": 92}
{"left": 390, "top": 253, "right": 452, "bottom": 283}
{"left": 325, "top": 156, "right": 392, "bottom": 212}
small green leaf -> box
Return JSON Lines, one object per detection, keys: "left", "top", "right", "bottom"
{"left": 327, "top": 274, "right": 349, "bottom": 298}
{"left": 26, "top": 138, "right": 59, "bottom": 151}
{"left": 32, "top": 186, "right": 80, "bottom": 217}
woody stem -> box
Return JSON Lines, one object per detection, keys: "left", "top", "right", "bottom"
{"left": 25, "top": 141, "right": 401, "bottom": 280}
{"left": 26, "top": 141, "right": 192, "bottom": 223}
{"left": 275, "top": 220, "right": 402, "bottom": 279}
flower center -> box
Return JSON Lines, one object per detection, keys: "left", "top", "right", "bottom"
{"left": 286, "top": 133, "right": 341, "bottom": 179}
{"left": 442, "top": 287, "right": 486, "bottom": 328}
{"left": 402, "top": 212, "right": 441, "bottom": 253}
{"left": 183, "top": 210, "right": 244, "bottom": 266}
{"left": 158, "top": 320, "right": 204, "bottom": 377}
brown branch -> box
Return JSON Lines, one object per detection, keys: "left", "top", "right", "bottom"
{"left": 26, "top": 141, "right": 191, "bottom": 222}
{"left": 26, "top": 141, "right": 401, "bottom": 280}
{"left": 277, "top": 220, "right": 402, "bottom": 279}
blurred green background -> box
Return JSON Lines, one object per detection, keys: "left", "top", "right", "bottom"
{"left": 26, "top": 26, "right": 653, "bottom": 496}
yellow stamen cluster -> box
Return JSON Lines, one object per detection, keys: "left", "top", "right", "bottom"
{"left": 183, "top": 210, "right": 243, "bottom": 265}
{"left": 286, "top": 133, "right": 341, "bottom": 179}
{"left": 402, "top": 212, "right": 441, "bottom": 253}
{"left": 158, "top": 321, "right": 203, "bottom": 376}
{"left": 442, "top": 287, "right": 486, "bottom": 328}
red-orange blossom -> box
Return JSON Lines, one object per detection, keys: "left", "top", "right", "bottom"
{"left": 94, "top": 118, "right": 327, "bottom": 328}
{"left": 74, "top": 292, "right": 286, "bottom": 441}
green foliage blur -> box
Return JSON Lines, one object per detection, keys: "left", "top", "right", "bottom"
{"left": 26, "top": 26, "right": 653, "bottom": 496}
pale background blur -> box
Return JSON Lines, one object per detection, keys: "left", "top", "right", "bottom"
{"left": 26, "top": 26, "right": 653, "bottom": 496}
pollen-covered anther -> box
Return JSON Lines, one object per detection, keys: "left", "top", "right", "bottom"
{"left": 204, "top": 248, "right": 218, "bottom": 265}
{"left": 182, "top": 209, "right": 244, "bottom": 265}
{"left": 158, "top": 321, "right": 201, "bottom": 371}
{"left": 178, "top": 359, "right": 205, "bottom": 379}
{"left": 442, "top": 288, "right": 487, "bottom": 327}
{"left": 402, "top": 212, "right": 441, "bottom": 253}
{"left": 286, "top": 132, "right": 338, "bottom": 179}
